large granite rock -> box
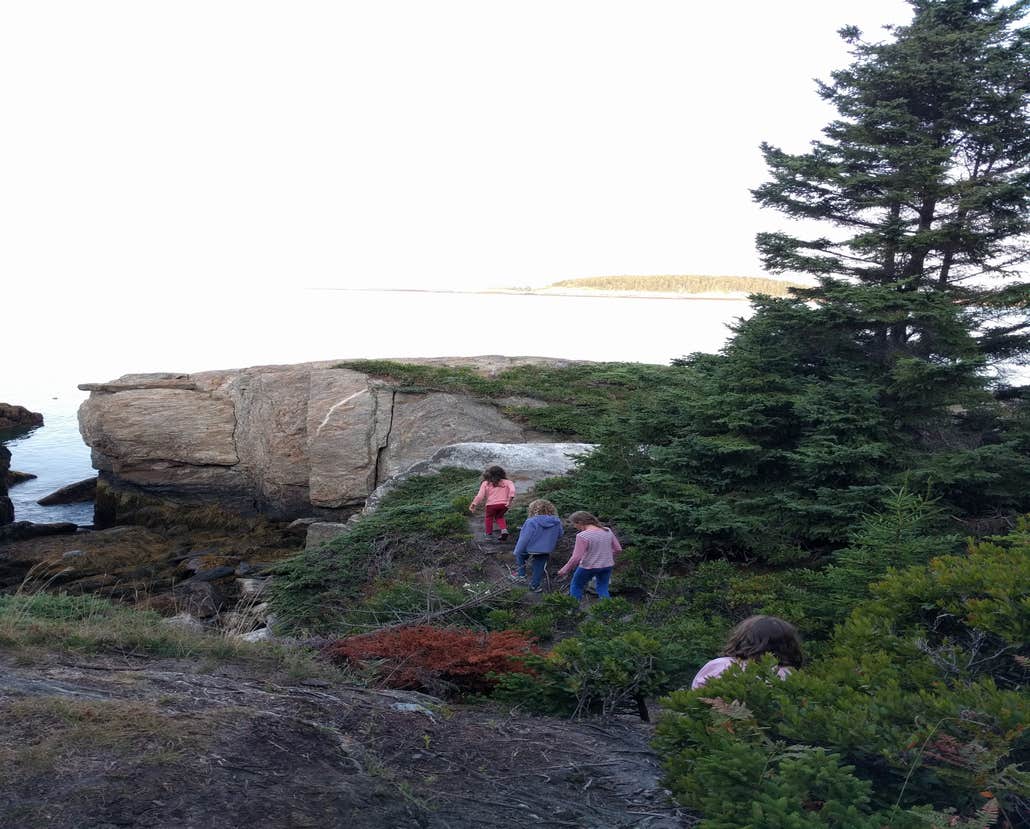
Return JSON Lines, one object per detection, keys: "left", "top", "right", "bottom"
{"left": 78, "top": 357, "right": 573, "bottom": 525}
{"left": 37, "top": 477, "right": 98, "bottom": 506}
{"left": 364, "top": 441, "right": 595, "bottom": 513}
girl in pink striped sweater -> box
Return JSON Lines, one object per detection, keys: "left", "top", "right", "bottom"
{"left": 469, "top": 465, "right": 516, "bottom": 540}
{"left": 558, "top": 511, "right": 622, "bottom": 599}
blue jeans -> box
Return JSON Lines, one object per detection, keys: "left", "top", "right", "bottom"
{"left": 569, "top": 566, "right": 612, "bottom": 599}
{"left": 515, "top": 552, "right": 550, "bottom": 589}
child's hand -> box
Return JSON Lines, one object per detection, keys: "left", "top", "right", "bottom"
{"left": 468, "top": 503, "right": 476, "bottom": 512}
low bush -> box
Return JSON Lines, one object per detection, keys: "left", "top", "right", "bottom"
{"left": 654, "top": 521, "right": 1030, "bottom": 828}
{"left": 335, "top": 359, "right": 684, "bottom": 441}
{"left": 493, "top": 599, "right": 704, "bottom": 718}
{"left": 323, "top": 625, "right": 539, "bottom": 696}
{"left": 268, "top": 468, "right": 479, "bottom": 634}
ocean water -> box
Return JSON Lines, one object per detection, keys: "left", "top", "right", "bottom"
{"left": 2, "top": 289, "right": 752, "bottom": 527}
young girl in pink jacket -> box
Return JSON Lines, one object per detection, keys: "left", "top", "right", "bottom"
{"left": 469, "top": 465, "right": 516, "bottom": 540}
{"left": 690, "top": 615, "right": 802, "bottom": 689}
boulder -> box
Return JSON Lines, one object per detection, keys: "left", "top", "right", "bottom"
{"left": 37, "top": 476, "right": 97, "bottom": 506}
{"left": 161, "top": 612, "right": 206, "bottom": 632}
{"left": 236, "top": 578, "right": 268, "bottom": 597}
{"left": 78, "top": 356, "right": 574, "bottom": 524}
{"left": 0, "top": 521, "right": 78, "bottom": 543}
{"left": 238, "top": 627, "right": 274, "bottom": 643}
{"left": 306, "top": 522, "right": 350, "bottom": 550}
{"left": 172, "top": 580, "right": 226, "bottom": 618}
{"left": 7, "top": 471, "right": 37, "bottom": 488}
{"left": 364, "top": 441, "right": 595, "bottom": 513}
{"left": 0, "top": 403, "right": 43, "bottom": 433}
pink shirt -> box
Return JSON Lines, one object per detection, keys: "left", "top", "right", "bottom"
{"left": 690, "top": 657, "right": 793, "bottom": 689}
{"left": 558, "top": 527, "right": 622, "bottom": 575}
{"left": 471, "top": 479, "right": 515, "bottom": 507}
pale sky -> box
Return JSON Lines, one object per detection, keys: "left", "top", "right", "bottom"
{"left": 2, "top": 0, "right": 914, "bottom": 296}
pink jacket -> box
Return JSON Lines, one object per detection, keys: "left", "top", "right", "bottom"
{"left": 558, "top": 527, "right": 622, "bottom": 576}
{"left": 471, "top": 479, "right": 515, "bottom": 508}
{"left": 690, "top": 657, "right": 793, "bottom": 689}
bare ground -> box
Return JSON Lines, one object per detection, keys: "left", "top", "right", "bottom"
{"left": 0, "top": 650, "right": 693, "bottom": 829}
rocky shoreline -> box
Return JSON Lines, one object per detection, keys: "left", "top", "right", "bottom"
{"left": 2, "top": 357, "right": 597, "bottom": 637}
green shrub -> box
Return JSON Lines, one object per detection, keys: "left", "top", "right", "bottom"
{"left": 724, "top": 487, "right": 963, "bottom": 646}
{"left": 494, "top": 598, "right": 698, "bottom": 718}
{"left": 514, "top": 593, "right": 581, "bottom": 640}
{"left": 335, "top": 359, "right": 684, "bottom": 441}
{"left": 268, "top": 468, "right": 479, "bottom": 634}
{"left": 654, "top": 522, "right": 1030, "bottom": 827}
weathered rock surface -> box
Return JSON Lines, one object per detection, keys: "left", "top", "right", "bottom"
{"left": 0, "top": 651, "right": 689, "bottom": 829}
{"left": 306, "top": 521, "right": 352, "bottom": 549}
{"left": 78, "top": 357, "right": 572, "bottom": 524}
{"left": 365, "top": 441, "right": 595, "bottom": 513}
{"left": 37, "top": 476, "right": 97, "bottom": 506}
{"left": 0, "top": 521, "right": 77, "bottom": 544}
{"left": 0, "top": 445, "right": 12, "bottom": 525}
{"left": 7, "top": 470, "right": 37, "bottom": 488}
{"left": 0, "top": 402, "right": 43, "bottom": 433}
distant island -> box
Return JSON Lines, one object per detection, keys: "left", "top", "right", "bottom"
{"left": 534, "top": 274, "right": 805, "bottom": 297}
{"left": 321, "top": 274, "right": 806, "bottom": 300}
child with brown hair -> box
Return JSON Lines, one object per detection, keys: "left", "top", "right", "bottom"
{"left": 469, "top": 465, "right": 516, "bottom": 540}
{"left": 690, "top": 615, "right": 803, "bottom": 689}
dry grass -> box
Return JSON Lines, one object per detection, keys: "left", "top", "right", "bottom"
{"left": 547, "top": 274, "right": 805, "bottom": 295}
{"left": 0, "top": 697, "right": 205, "bottom": 776}
{"left": 0, "top": 589, "right": 343, "bottom": 683}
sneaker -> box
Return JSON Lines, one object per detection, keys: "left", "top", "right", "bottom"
{"left": 499, "top": 530, "right": 509, "bottom": 541}
{"left": 530, "top": 585, "right": 543, "bottom": 593}
{"left": 508, "top": 574, "right": 527, "bottom": 583}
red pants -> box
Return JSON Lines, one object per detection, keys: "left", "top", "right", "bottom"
{"left": 484, "top": 503, "right": 509, "bottom": 534}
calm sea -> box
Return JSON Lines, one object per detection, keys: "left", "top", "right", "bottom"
{"left": 2, "top": 289, "right": 752, "bottom": 526}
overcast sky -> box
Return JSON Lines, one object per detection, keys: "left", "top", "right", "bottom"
{"left": 2, "top": 1, "right": 914, "bottom": 296}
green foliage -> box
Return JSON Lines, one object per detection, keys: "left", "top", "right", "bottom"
{"left": 334, "top": 359, "right": 684, "bottom": 441}
{"left": 726, "top": 487, "right": 964, "bottom": 644}
{"left": 560, "top": 285, "right": 1029, "bottom": 567}
{"left": 268, "top": 468, "right": 480, "bottom": 635}
{"left": 494, "top": 598, "right": 714, "bottom": 718}
{"left": 654, "top": 523, "right": 1030, "bottom": 828}
{"left": 512, "top": 593, "right": 581, "bottom": 641}
{"left": 754, "top": 0, "right": 1030, "bottom": 361}
{"left": 837, "top": 516, "right": 1030, "bottom": 688}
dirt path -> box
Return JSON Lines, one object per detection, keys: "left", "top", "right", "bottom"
{"left": 468, "top": 503, "right": 573, "bottom": 599}
{"left": 0, "top": 653, "right": 694, "bottom": 829}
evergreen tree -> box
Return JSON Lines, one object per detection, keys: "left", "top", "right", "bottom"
{"left": 553, "top": 1, "right": 1030, "bottom": 566}
{"left": 754, "top": 0, "right": 1030, "bottom": 367}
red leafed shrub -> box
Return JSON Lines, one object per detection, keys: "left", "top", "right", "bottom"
{"left": 323, "top": 626, "right": 540, "bottom": 695}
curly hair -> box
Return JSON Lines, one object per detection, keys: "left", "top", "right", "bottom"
{"left": 482, "top": 466, "right": 507, "bottom": 485}
{"left": 527, "top": 499, "right": 557, "bottom": 517}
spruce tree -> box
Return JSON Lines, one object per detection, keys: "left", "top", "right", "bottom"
{"left": 558, "top": 0, "right": 1030, "bottom": 566}
{"left": 754, "top": 0, "right": 1030, "bottom": 367}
